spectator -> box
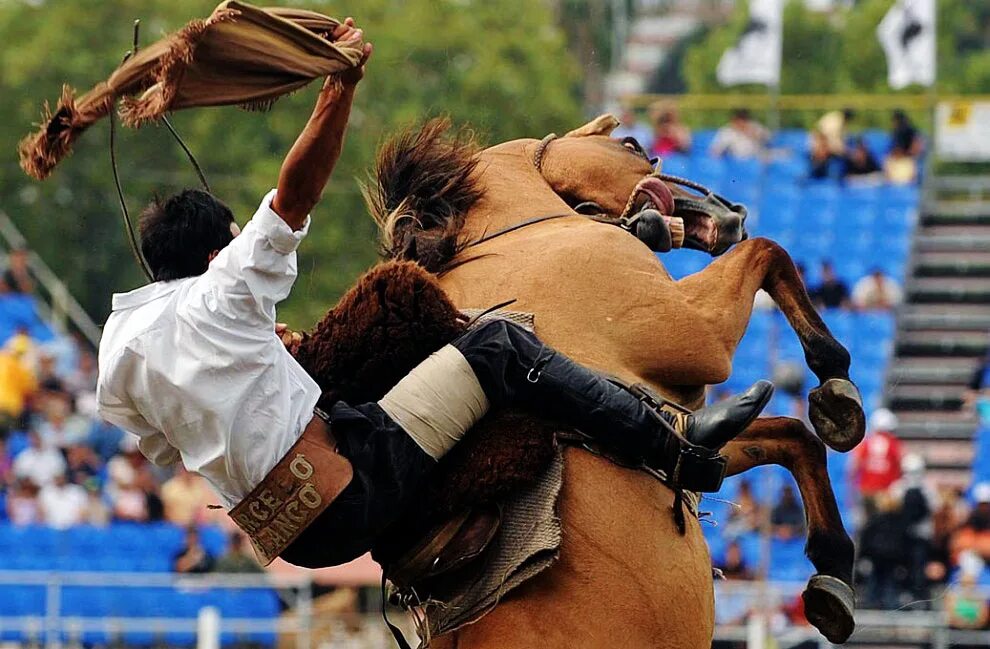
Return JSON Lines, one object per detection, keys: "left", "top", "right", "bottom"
{"left": 843, "top": 138, "right": 882, "bottom": 181}
{"left": 161, "top": 468, "right": 215, "bottom": 526}
{"left": 950, "top": 482, "right": 990, "bottom": 564}
{"left": 890, "top": 109, "right": 924, "bottom": 159}
{"left": 725, "top": 479, "right": 762, "bottom": 537}
{"left": 814, "top": 108, "right": 855, "bottom": 157}
{"left": 35, "top": 391, "right": 89, "bottom": 451}
{"left": 858, "top": 490, "right": 909, "bottom": 609}
{"left": 0, "top": 333, "right": 37, "bottom": 430}
{"left": 931, "top": 486, "right": 969, "bottom": 582}
{"left": 38, "top": 472, "right": 88, "bottom": 529}
{"left": 649, "top": 102, "right": 691, "bottom": 156}
{"left": 808, "top": 131, "right": 832, "bottom": 180}
{"left": 65, "top": 443, "right": 101, "bottom": 486}
{"left": 106, "top": 435, "right": 150, "bottom": 522}
{"left": 716, "top": 540, "right": 753, "bottom": 580}
{"left": 81, "top": 481, "right": 111, "bottom": 526}
{"left": 893, "top": 454, "right": 934, "bottom": 600}
{"left": 851, "top": 408, "right": 903, "bottom": 501}
{"left": 963, "top": 348, "right": 990, "bottom": 418}
{"left": 770, "top": 484, "right": 805, "bottom": 539}
{"left": 3, "top": 247, "right": 34, "bottom": 295}
{"left": 946, "top": 550, "right": 990, "bottom": 631}
{"left": 6, "top": 477, "right": 41, "bottom": 526}
{"left": 64, "top": 350, "right": 98, "bottom": 395}
{"left": 852, "top": 268, "right": 903, "bottom": 310}
{"left": 173, "top": 526, "right": 215, "bottom": 574}
{"left": 884, "top": 145, "right": 918, "bottom": 185}
{"left": 213, "top": 532, "right": 263, "bottom": 574}
{"left": 710, "top": 108, "right": 770, "bottom": 160}
{"left": 809, "top": 260, "right": 851, "bottom": 310}
{"left": 613, "top": 107, "right": 653, "bottom": 152}
{"left": 86, "top": 418, "right": 125, "bottom": 463}
{"left": 13, "top": 431, "right": 66, "bottom": 487}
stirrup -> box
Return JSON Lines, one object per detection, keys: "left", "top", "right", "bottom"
{"left": 623, "top": 382, "right": 728, "bottom": 493}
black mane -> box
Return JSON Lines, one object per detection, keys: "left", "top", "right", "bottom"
{"left": 363, "top": 118, "right": 484, "bottom": 272}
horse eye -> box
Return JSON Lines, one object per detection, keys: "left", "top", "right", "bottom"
{"left": 621, "top": 137, "right": 647, "bottom": 158}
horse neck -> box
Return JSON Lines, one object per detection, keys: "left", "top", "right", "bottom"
{"left": 462, "top": 144, "right": 573, "bottom": 241}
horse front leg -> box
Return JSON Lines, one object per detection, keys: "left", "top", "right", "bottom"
{"left": 721, "top": 416, "right": 856, "bottom": 645}
{"left": 678, "top": 237, "right": 865, "bottom": 451}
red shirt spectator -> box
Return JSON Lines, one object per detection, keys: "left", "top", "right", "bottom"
{"left": 852, "top": 408, "right": 903, "bottom": 496}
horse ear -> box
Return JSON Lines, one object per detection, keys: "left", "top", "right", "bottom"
{"left": 564, "top": 114, "right": 620, "bottom": 138}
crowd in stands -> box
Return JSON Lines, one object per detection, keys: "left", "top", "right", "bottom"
{"left": 712, "top": 407, "right": 990, "bottom": 633}
{"left": 0, "top": 254, "right": 261, "bottom": 577}
{"left": 615, "top": 103, "right": 924, "bottom": 186}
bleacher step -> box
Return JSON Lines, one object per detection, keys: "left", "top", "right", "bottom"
{"left": 895, "top": 410, "right": 980, "bottom": 437}
{"left": 916, "top": 230, "right": 990, "bottom": 253}
{"left": 924, "top": 201, "right": 990, "bottom": 224}
{"left": 914, "top": 252, "right": 990, "bottom": 278}
{"left": 906, "top": 277, "right": 990, "bottom": 304}
{"left": 901, "top": 439, "right": 976, "bottom": 470}
{"left": 898, "top": 304, "right": 990, "bottom": 331}
{"left": 896, "top": 331, "right": 990, "bottom": 357}
{"left": 887, "top": 357, "right": 978, "bottom": 385}
{"left": 887, "top": 384, "right": 967, "bottom": 411}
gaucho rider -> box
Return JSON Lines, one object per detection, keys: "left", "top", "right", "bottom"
{"left": 96, "top": 21, "right": 773, "bottom": 568}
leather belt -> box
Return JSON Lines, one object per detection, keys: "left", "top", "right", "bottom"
{"left": 229, "top": 411, "right": 354, "bottom": 565}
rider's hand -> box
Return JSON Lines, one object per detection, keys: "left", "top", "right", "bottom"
{"left": 275, "top": 323, "right": 303, "bottom": 354}
{"left": 327, "top": 17, "right": 372, "bottom": 87}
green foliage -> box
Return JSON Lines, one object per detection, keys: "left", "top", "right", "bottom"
{"left": 1, "top": 0, "right": 583, "bottom": 327}
{"left": 683, "top": 0, "right": 990, "bottom": 128}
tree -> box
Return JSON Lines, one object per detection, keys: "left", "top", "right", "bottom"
{"left": 681, "top": 0, "right": 990, "bottom": 128}
{"left": 1, "top": 0, "right": 583, "bottom": 327}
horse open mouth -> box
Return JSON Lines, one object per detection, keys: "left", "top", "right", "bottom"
{"left": 629, "top": 176, "right": 675, "bottom": 216}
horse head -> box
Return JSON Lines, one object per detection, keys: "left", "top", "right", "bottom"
{"left": 365, "top": 116, "right": 749, "bottom": 277}
{"left": 535, "top": 114, "right": 749, "bottom": 256}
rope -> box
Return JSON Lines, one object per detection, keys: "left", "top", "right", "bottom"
{"left": 109, "top": 19, "right": 212, "bottom": 283}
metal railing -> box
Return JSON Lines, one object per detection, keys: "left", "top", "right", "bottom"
{"left": 0, "top": 210, "right": 102, "bottom": 347}
{"left": 712, "top": 580, "right": 990, "bottom": 649}
{"left": 0, "top": 571, "right": 310, "bottom": 649}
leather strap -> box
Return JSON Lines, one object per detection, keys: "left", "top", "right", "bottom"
{"left": 229, "top": 413, "right": 353, "bottom": 565}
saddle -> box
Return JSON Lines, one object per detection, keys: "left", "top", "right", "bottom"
{"left": 291, "top": 260, "right": 701, "bottom": 596}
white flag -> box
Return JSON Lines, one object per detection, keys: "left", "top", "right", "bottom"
{"left": 877, "top": 0, "right": 936, "bottom": 89}
{"left": 716, "top": 0, "right": 784, "bottom": 87}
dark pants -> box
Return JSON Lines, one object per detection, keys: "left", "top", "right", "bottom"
{"left": 280, "top": 319, "right": 663, "bottom": 568}
{"left": 280, "top": 401, "right": 435, "bottom": 568}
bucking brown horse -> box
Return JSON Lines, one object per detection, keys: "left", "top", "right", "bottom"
{"left": 297, "top": 117, "right": 864, "bottom": 649}
{"left": 354, "top": 114, "right": 866, "bottom": 649}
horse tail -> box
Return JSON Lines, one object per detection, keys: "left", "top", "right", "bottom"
{"left": 363, "top": 118, "right": 483, "bottom": 272}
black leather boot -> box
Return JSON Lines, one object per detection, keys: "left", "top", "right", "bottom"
{"left": 452, "top": 320, "right": 774, "bottom": 491}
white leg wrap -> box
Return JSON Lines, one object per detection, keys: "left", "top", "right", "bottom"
{"left": 378, "top": 345, "right": 490, "bottom": 459}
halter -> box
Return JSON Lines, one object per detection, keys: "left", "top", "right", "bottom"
{"left": 465, "top": 132, "right": 745, "bottom": 253}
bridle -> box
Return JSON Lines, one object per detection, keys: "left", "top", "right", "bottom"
{"left": 465, "top": 132, "right": 745, "bottom": 253}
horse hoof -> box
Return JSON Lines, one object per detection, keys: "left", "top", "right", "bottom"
{"left": 808, "top": 378, "right": 865, "bottom": 452}
{"left": 802, "top": 574, "right": 856, "bottom": 644}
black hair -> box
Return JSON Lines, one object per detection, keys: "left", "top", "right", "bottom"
{"left": 892, "top": 109, "right": 908, "bottom": 124}
{"left": 732, "top": 108, "right": 750, "bottom": 120}
{"left": 842, "top": 108, "right": 856, "bottom": 121}
{"left": 139, "top": 189, "right": 235, "bottom": 282}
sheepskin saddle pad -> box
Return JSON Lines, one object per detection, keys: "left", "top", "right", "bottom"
{"left": 291, "top": 260, "right": 564, "bottom": 576}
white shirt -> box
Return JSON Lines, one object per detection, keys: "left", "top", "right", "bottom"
{"left": 39, "top": 482, "right": 88, "bottom": 529}
{"left": 97, "top": 190, "right": 321, "bottom": 507}
{"left": 13, "top": 446, "right": 67, "bottom": 487}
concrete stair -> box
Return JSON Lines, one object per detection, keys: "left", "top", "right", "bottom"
{"left": 886, "top": 177, "right": 990, "bottom": 484}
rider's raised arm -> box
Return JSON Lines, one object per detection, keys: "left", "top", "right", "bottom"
{"left": 271, "top": 19, "right": 372, "bottom": 230}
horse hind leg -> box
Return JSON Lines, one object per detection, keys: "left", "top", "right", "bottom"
{"left": 720, "top": 417, "right": 856, "bottom": 644}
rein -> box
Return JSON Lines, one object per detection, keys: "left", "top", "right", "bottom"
{"left": 111, "top": 21, "right": 211, "bottom": 282}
